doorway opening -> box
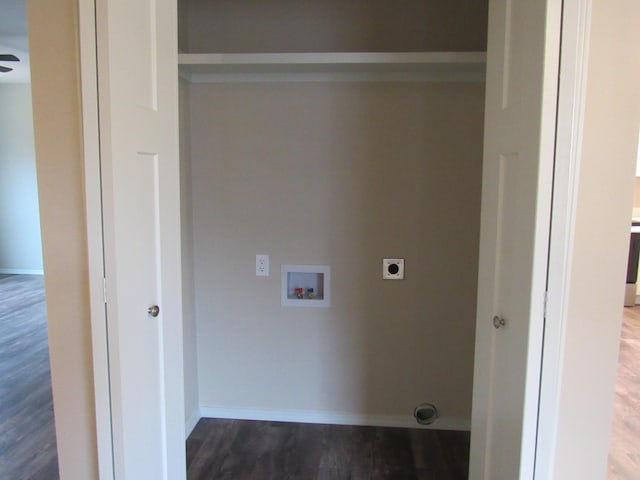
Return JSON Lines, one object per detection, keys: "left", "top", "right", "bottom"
{"left": 82, "top": 0, "right": 564, "bottom": 474}
{"left": 0, "top": 7, "right": 59, "bottom": 478}
{"left": 607, "top": 146, "right": 640, "bottom": 479}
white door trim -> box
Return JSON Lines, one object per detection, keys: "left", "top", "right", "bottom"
{"left": 534, "top": 0, "right": 592, "bottom": 477}
{"left": 78, "top": 1, "right": 115, "bottom": 478}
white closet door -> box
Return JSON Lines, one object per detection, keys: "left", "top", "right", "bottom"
{"left": 470, "top": 0, "right": 561, "bottom": 478}
{"left": 95, "top": 0, "right": 185, "bottom": 478}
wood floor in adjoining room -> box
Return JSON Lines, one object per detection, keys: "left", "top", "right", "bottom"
{"left": 187, "top": 418, "right": 470, "bottom": 480}
{"left": 608, "top": 306, "right": 640, "bottom": 479}
{"left": 0, "top": 274, "right": 59, "bottom": 480}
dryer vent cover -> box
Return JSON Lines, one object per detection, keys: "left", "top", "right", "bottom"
{"left": 414, "top": 403, "right": 439, "bottom": 425}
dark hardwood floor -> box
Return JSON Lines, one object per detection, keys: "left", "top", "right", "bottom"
{"left": 5, "top": 274, "right": 633, "bottom": 479}
{"left": 187, "top": 418, "right": 470, "bottom": 480}
{"left": 0, "top": 274, "right": 59, "bottom": 480}
{"left": 608, "top": 306, "right": 640, "bottom": 480}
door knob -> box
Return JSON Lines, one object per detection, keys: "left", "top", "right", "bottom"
{"left": 148, "top": 305, "right": 160, "bottom": 317}
{"left": 492, "top": 315, "right": 506, "bottom": 329}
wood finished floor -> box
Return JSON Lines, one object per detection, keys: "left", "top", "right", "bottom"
{"left": 0, "top": 274, "right": 59, "bottom": 480}
{"left": 608, "top": 306, "right": 640, "bottom": 479}
{"left": 4, "top": 273, "right": 637, "bottom": 479}
{"left": 186, "top": 418, "right": 470, "bottom": 480}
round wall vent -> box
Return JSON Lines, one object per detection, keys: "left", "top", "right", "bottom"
{"left": 414, "top": 403, "right": 439, "bottom": 425}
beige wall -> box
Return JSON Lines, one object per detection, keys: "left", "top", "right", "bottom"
{"left": 188, "top": 81, "right": 485, "bottom": 421}
{"left": 180, "top": 0, "right": 488, "bottom": 53}
{"left": 633, "top": 177, "right": 640, "bottom": 209}
{"left": 180, "top": 77, "right": 199, "bottom": 426}
{"left": 26, "top": 0, "right": 98, "bottom": 478}
{"left": 552, "top": 0, "right": 640, "bottom": 477}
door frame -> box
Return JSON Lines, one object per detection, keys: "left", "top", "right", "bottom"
{"left": 534, "top": 0, "right": 593, "bottom": 477}
{"left": 75, "top": 0, "right": 595, "bottom": 478}
{"left": 78, "top": 1, "right": 115, "bottom": 479}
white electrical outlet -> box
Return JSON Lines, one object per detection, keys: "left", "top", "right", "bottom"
{"left": 382, "top": 258, "right": 405, "bottom": 280}
{"left": 256, "top": 254, "right": 269, "bottom": 276}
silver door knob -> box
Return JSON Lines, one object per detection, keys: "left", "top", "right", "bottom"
{"left": 148, "top": 305, "right": 160, "bottom": 317}
{"left": 492, "top": 315, "right": 506, "bottom": 329}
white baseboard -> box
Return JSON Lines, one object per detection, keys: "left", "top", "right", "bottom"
{"left": 635, "top": 294, "right": 640, "bottom": 305}
{"left": 197, "top": 406, "right": 470, "bottom": 431}
{"left": 185, "top": 409, "right": 201, "bottom": 437}
{"left": 0, "top": 268, "right": 44, "bottom": 275}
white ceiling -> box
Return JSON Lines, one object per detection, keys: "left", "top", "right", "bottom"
{"left": 0, "top": 0, "right": 30, "bottom": 83}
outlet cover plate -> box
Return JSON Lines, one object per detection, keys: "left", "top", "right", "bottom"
{"left": 382, "top": 258, "right": 405, "bottom": 280}
{"left": 256, "top": 254, "right": 269, "bottom": 276}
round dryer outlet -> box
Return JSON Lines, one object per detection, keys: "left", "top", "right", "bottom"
{"left": 382, "top": 258, "right": 405, "bottom": 280}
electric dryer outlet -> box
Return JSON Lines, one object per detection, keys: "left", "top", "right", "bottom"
{"left": 382, "top": 258, "right": 405, "bottom": 280}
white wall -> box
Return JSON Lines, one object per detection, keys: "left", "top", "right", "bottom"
{"left": 188, "top": 81, "right": 485, "bottom": 426}
{"left": 551, "top": 0, "right": 640, "bottom": 477}
{"left": 0, "top": 83, "right": 43, "bottom": 273}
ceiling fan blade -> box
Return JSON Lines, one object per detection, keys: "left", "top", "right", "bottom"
{"left": 0, "top": 66, "right": 13, "bottom": 73}
{"left": 0, "top": 54, "right": 19, "bottom": 62}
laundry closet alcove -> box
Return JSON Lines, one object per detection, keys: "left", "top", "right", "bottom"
{"left": 177, "top": 0, "right": 488, "bottom": 432}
